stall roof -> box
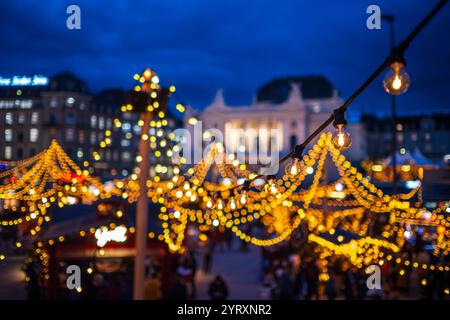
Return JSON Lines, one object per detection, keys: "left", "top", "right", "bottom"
{"left": 42, "top": 201, "right": 163, "bottom": 240}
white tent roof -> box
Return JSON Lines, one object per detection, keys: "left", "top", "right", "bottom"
{"left": 385, "top": 147, "right": 433, "bottom": 166}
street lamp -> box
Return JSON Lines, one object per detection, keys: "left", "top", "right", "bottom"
{"left": 381, "top": 14, "right": 399, "bottom": 194}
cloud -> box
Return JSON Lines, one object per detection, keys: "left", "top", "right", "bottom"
{"left": 0, "top": 0, "right": 448, "bottom": 114}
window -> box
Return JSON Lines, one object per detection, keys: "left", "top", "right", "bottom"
{"left": 5, "top": 112, "right": 13, "bottom": 125}
{"left": 18, "top": 113, "right": 25, "bottom": 124}
{"left": 4, "top": 146, "right": 12, "bottom": 160}
{"left": 78, "top": 131, "right": 85, "bottom": 143}
{"left": 291, "top": 121, "right": 297, "bottom": 128}
{"left": 122, "top": 122, "right": 131, "bottom": 131}
{"left": 90, "top": 115, "right": 97, "bottom": 128}
{"left": 122, "top": 151, "right": 131, "bottom": 162}
{"left": 49, "top": 114, "right": 56, "bottom": 125}
{"left": 5, "top": 129, "right": 12, "bottom": 142}
{"left": 66, "top": 112, "right": 75, "bottom": 125}
{"left": 31, "top": 112, "right": 39, "bottom": 124}
{"left": 66, "top": 97, "right": 75, "bottom": 106}
{"left": 411, "top": 132, "right": 418, "bottom": 141}
{"left": 425, "top": 132, "right": 431, "bottom": 141}
{"left": 99, "top": 117, "right": 105, "bottom": 130}
{"left": 29, "top": 149, "right": 36, "bottom": 156}
{"left": 17, "top": 132, "right": 24, "bottom": 143}
{"left": 50, "top": 98, "right": 57, "bottom": 108}
{"left": 30, "top": 128, "right": 39, "bottom": 142}
{"left": 290, "top": 135, "right": 297, "bottom": 149}
{"left": 90, "top": 132, "right": 96, "bottom": 145}
{"left": 66, "top": 128, "right": 75, "bottom": 141}
{"left": 17, "top": 148, "right": 23, "bottom": 159}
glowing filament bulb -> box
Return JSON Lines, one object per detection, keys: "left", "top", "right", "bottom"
{"left": 230, "top": 198, "right": 236, "bottom": 210}
{"left": 239, "top": 192, "right": 247, "bottom": 205}
{"left": 383, "top": 62, "right": 410, "bottom": 95}
{"left": 332, "top": 124, "right": 352, "bottom": 150}
{"left": 216, "top": 199, "right": 224, "bottom": 210}
{"left": 285, "top": 158, "right": 302, "bottom": 177}
{"left": 392, "top": 75, "right": 402, "bottom": 90}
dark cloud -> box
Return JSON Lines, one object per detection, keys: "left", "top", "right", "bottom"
{"left": 0, "top": 0, "right": 449, "bottom": 117}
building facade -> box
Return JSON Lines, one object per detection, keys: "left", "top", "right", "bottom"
{"left": 185, "top": 76, "right": 366, "bottom": 165}
{"left": 0, "top": 72, "right": 182, "bottom": 179}
{"left": 361, "top": 113, "right": 450, "bottom": 162}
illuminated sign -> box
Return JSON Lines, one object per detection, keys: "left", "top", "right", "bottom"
{"left": 95, "top": 226, "right": 127, "bottom": 247}
{"left": 0, "top": 75, "right": 49, "bottom": 86}
{"left": 405, "top": 180, "right": 421, "bottom": 189}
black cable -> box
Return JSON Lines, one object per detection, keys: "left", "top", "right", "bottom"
{"left": 171, "top": 0, "right": 447, "bottom": 190}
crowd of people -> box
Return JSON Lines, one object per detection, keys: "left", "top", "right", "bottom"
{"left": 168, "top": 228, "right": 232, "bottom": 300}
{"left": 258, "top": 231, "right": 450, "bottom": 300}
{"left": 17, "top": 224, "right": 450, "bottom": 300}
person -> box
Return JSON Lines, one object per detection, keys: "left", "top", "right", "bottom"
{"left": 325, "top": 272, "right": 337, "bottom": 300}
{"left": 305, "top": 260, "right": 319, "bottom": 300}
{"left": 224, "top": 228, "right": 233, "bottom": 251}
{"left": 259, "top": 281, "right": 274, "bottom": 300}
{"left": 343, "top": 268, "right": 355, "bottom": 300}
{"left": 168, "top": 276, "right": 188, "bottom": 300}
{"left": 203, "top": 244, "right": 213, "bottom": 274}
{"left": 25, "top": 260, "right": 41, "bottom": 300}
{"left": 208, "top": 275, "right": 229, "bottom": 300}
{"left": 274, "top": 271, "right": 293, "bottom": 300}
{"left": 144, "top": 272, "right": 162, "bottom": 300}
{"left": 187, "top": 251, "right": 198, "bottom": 298}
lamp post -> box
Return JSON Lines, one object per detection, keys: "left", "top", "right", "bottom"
{"left": 382, "top": 14, "right": 398, "bottom": 194}
{"left": 127, "top": 69, "right": 171, "bottom": 300}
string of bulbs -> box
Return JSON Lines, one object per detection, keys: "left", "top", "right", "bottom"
{"left": 170, "top": 0, "right": 447, "bottom": 197}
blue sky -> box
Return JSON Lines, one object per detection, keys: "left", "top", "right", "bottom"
{"left": 0, "top": 0, "right": 449, "bottom": 119}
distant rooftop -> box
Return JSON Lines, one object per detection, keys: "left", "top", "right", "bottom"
{"left": 48, "top": 71, "right": 88, "bottom": 93}
{"left": 256, "top": 75, "right": 336, "bottom": 103}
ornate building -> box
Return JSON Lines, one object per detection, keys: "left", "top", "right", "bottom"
{"left": 361, "top": 113, "right": 450, "bottom": 163}
{"left": 185, "top": 76, "right": 366, "bottom": 164}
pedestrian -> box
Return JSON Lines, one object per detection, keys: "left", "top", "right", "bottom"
{"left": 325, "top": 272, "right": 337, "bottom": 300}
{"left": 224, "top": 228, "right": 233, "bottom": 251}
{"left": 208, "top": 275, "right": 229, "bottom": 300}
{"left": 25, "top": 259, "right": 40, "bottom": 300}
{"left": 259, "top": 281, "right": 274, "bottom": 300}
{"left": 144, "top": 272, "right": 162, "bottom": 300}
{"left": 187, "top": 251, "right": 198, "bottom": 298}
{"left": 305, "top": 260, "right": 319, "bottom": 300}
{"left": 203, "top": 244, "right": 213, "bottom": 274}
{"left": 168, "top": 275, "right": 188, "bottom": 300}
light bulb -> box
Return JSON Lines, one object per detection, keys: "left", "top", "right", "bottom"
{"left": 285, "top": 158, "right": 302, "bottom": 177}
{"left": 332, "top": 124, "right": 352, "bottom": 150}
{"left": 264, "top": 176, "right": 278, "bottom": 195}
{"left": 238, "top": 180, "right": 250, "bottom": 206}
{"left": 383, "top": 62, "right": 410, "bottom": 95}
{"left": 239, "top": 192, "right": 247, "bottom": 205}
{"left": 216, "top": 199, "right": 224, "bottom": 210}
{"left": 229, "top": 198, "right": 236, "bottom": 210}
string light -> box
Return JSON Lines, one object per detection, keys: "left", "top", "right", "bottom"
{"left": 383, "top": 54, "right": 411, "bottom": 95}
{"left": 331, "top": 108, "right": 352, "bottom": 150}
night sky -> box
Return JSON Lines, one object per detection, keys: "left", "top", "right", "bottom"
{"left": 1, "top": 0, "right": 449, "bottom": 120}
